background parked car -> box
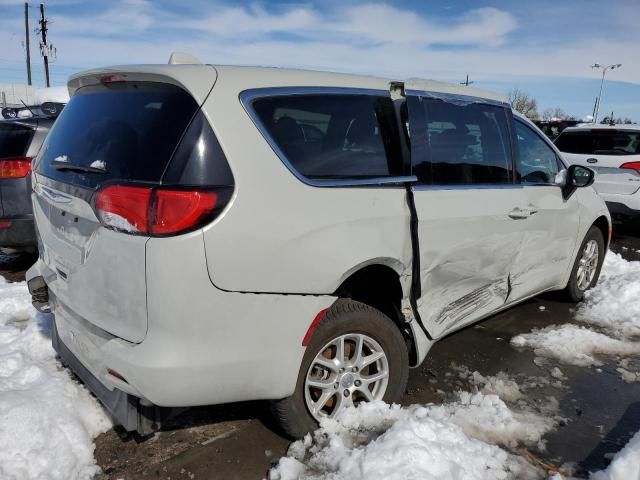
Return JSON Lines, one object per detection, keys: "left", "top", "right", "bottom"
{"left": 555, "top": 125, "right": 640, "bottom": 222}
{"left": 0, "top": 104, "right": 64, "bottom": 253}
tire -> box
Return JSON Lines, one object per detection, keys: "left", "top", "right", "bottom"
{"left": 563, "top": 226, "right": 605, "bottom": 302}
{"left": 271, "top": 299, "right": 409, "bottom": 439}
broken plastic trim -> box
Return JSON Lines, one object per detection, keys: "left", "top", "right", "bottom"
{"left": 404, "top": 88, "right": 509, "bottom": 108}
{"left": 27, "top": 276, "right": 51, "bottom": 313}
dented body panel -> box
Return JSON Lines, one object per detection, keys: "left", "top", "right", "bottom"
{"left": 412, "top": 187, "right": 527, "bottom": 338}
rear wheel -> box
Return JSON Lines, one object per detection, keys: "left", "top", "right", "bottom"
{"left": 563, "top": 226, "right": 605, "bottom": 302}
{"left": 272, "top": 299, "right": 409, "bottom": 439}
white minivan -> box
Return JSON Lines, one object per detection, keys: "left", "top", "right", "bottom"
{"left": 27, "top": 58, "right": 610, "bottom": 438}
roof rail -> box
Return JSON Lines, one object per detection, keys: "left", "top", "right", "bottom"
{"left": 168, "top": 52, "right": 202, "bottom": 65}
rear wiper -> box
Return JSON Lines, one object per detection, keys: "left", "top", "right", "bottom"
{"left": 52, "top": 159, "right": 107, "bottom": 174}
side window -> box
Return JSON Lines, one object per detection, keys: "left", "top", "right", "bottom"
{"left": 251, "top": 94, "right": 405, "bottom": 181}
{"left": 515, "top": 120, "right": 559, "bottom": 185}
{"left": 408, "top": 96, "right": 513, "bottom": 185}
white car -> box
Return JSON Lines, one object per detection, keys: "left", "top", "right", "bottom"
{"left": 27, "top": 56, "right": 610, "bottom": 438}
{"left": 555, "top": 125, "right": 640, "bottom": 220}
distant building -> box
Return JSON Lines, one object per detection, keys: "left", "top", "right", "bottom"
{"left": 0, "top": 83, "right": 37, "bottom": 107}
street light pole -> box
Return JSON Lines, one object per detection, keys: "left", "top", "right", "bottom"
{"left": 591, "top": 63, "right": 622, "bottom": 124}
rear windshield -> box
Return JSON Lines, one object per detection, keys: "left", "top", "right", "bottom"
{"left": 0, "top": 122, "right": 34, "bottom": 158}
{"left": 556, "top": 130, "right": 640, "bottom": 156}
{"left": 36, "top": 82, "right": 199, "bottom": 188}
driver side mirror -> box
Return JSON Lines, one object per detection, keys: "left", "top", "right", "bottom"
{"left": 561, "top": 165, "right": 595, "bottom": 199}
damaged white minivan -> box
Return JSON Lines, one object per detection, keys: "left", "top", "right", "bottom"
{"left": 27, "top": 56, "right": 610, "bottom": 438}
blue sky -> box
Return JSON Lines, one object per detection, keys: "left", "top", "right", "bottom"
{"left": 0, "top": 0, "right": 638, "bottom": 119}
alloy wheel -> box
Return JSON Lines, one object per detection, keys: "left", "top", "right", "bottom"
{"left": 304, "top": 333, "right": 389, "bottom": 421}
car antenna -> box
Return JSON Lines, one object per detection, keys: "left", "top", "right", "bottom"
{"left": 20, "top": 100, "right": 36, "bottom": 117}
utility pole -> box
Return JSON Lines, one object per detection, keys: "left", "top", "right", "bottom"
{"left": 39, "top": 3, "right": 50, "bottom": 87}
{"left": 24, "top": 3, "right": 32, "bottom": 86}
{"left": 460, "top": 74, "right": 474, "bottom": 87}
{"left": 590, "top": 63, "right": 622, "bottom": 124}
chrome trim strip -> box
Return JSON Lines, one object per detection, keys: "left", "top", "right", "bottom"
{"left": 40, "top": 185, "right": 73, "bottom": 203}
{"left": 239, "top": 86, "right": 412, "bottom": 188}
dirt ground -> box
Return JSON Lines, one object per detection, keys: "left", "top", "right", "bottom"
{"left": 3, "top": 224, "right": 639, "bottom": 480}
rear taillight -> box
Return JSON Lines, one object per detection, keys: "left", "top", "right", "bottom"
{"left": 151, "top": 189, "right": 218, "bottom": 235}
{"left": 0, "top": 157, "right": 32, "bottom": 179}
{"left": 95, "top": 184, "right": 222, "bottom": 236}
{"left": 620, "top": 161, "right": 640, "bottom": 174}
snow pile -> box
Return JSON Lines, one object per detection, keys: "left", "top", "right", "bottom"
{"left": 33, "top": 86, "right": 70, "bottom": 105}
{"left": 590, "top": 430, "right": 640, "bottom": 480}
{"left": 511, "top": 253, "right": 640, "bottom": 372}
{"left": 270, "top": 393, "right": 556, "bottom": 480}
{"left": 451, "top": 364, "right": 524, "bottom": 402}
{"left": 0, "top": 276, "right": 110, "bottom": 480}
{"left": 511, "top": 324, "right": 640, "bottom": 367}
{"left": 576, "top": 253, "right": 640, "bottom": 339}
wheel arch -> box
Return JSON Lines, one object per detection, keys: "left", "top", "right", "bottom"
{"left": 333, "top": 261, "right": 420, "bottom": 365}
{"left": 592, "top": 215, "right": 611, "bottom": 249}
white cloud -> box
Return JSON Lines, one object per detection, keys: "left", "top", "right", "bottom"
{"left": 180, "top": 4, "right": 517, "bottom": 48}
{"left": 0, "top": 0, "right": 638, "bottom": 90}
{"left": 52, "top": 0, "right": 153, "bottom": 36}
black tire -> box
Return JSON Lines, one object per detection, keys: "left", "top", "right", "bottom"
{"left": 271, "top": 299, "right": 409, "bottom": 439}
{"left": 563, "top": 226, "right": 605, "bottom": 302}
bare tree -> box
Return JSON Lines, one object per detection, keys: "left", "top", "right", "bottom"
{"left": 542, "top": 107, "right": 570, "bottom": 121}
{"left": 508, "top": 88, "right": 538, "bottom": 120}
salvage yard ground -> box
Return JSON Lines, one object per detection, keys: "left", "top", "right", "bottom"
{"left": 1, "top": 226, "right": 640, "bottom": 480}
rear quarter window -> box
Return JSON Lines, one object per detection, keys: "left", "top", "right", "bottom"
{"left": 0, "top": 123, "right": 35, "bottom": 158}
{"left": 250, "top": 93, "right": 405, "bottom": 181}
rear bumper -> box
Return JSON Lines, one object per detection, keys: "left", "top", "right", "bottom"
{"left": 51, "top": 319, "right": 159, "bottom": 434}
{"left": 605, "top": 201, "right": 640, "bottom": 220}
{"left": 0, "top": 215, "right": 36, "bottom": 250}
{"left": 599, "top": 191, "right": 640, "bottom": 213}
{"left": 27, "top": 247, "right": 336, "bottom": 430}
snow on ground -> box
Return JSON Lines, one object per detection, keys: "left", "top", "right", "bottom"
{"left": 576, "top": 252, "right": 640, "bottom": 339}
{"left": 0, "top": 276, "right": 110, "bottom": 480}
{"left": 270, "top": 370, "right": 563, "bottom": 480}
{"left": 511, "top": 252, "right": 640, "bottom": 376}
{"left": 590, "top": 430, "right": 640, "bottom": 480}
{"left": 511, "top": 323, "right": 640, "bottom": 367}
{"left": 270, "top": 396, "right": 552, "bottom": 480}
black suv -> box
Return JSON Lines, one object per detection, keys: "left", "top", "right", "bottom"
{"left": 0, "top": 116, "right": 55, "bottom": 253}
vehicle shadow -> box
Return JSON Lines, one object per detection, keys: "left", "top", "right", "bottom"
{"left": 154, "top": 400, "right": 282, "bottom": 438}
{"left": 579, "top": 401, "right": 640, "bottom": 473}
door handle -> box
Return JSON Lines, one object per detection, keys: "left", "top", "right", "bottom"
{"left": 527, "top": 204, "right": 539, "bottom": 215}
{"left": 508, "top": 207, "right": 530, "bottom": 219}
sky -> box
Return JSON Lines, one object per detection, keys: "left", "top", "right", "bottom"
{"left": 0, "top": 0, "right": 638, "bottom": 120}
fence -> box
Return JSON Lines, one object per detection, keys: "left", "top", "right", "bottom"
{"left": 0, "top": 83, "right": 37, "bottom": 107}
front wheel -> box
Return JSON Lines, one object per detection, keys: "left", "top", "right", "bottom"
{"left": 563, "top": 226, "right": 605, "bottom": 302}
{"left": 271, "top": 299, "right": 409, "bottom": 439}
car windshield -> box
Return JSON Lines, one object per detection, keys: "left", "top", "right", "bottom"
{"left": 555, "top": 129, "right": 640, "bottom": 155}
{"left": 0, "top": 122, "right": 35, "bottom": 158}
